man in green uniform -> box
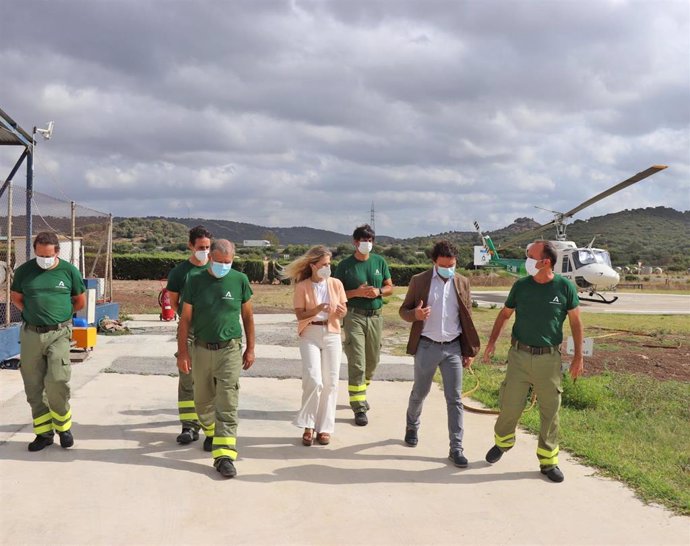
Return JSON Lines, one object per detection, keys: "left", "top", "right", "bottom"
{"left": 177, "top": 239, "right": 255, "bottom": 478}
{"left": 483, "top": 240, "right": 584, "bottom": 482}
{"left": 334, "top": 224, "right": 393, "bottom": 426}
{"left": 166, "top": 225, "right": 212, "bottom": 446}
{"left": 10, "top": 231, "right": 86, "bottom": 452}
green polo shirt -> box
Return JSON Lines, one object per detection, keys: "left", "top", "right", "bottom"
{"left": 334, "top": 253, "right": 391, "bottom": 311}
{"left": 181, "top": 269, "right": 253, "bottom": 342}
{"left": 505, "top": 275, "right": 579, "bottom": 347}
{"left": 11, "top": 258, "right": 86, "bottom": 326}
{"left": 166, "top": 259, "right": 210, "bottom": 312}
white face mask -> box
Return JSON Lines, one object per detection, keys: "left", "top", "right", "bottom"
{"left": 36, "top": 256, "right": 56, "bottom": 270}
{"left": 357, "top": 241, "right": 373, "bottom": 255}
{"left": 316, "top": 265, "right": 331, "bottom": 279}
{"left": 525, "top": 257, "right": 540, "bottom": 276}
{"left": 194, "top": 250, "right": 209, "bottom": 263}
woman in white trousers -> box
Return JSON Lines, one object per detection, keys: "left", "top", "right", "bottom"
{"left": 284, "top": 246, "right": 347, "bottom": 446}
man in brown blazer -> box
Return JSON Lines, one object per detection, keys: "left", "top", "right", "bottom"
{"left": 399, "top": 240, "right": 480, "bottom": 467}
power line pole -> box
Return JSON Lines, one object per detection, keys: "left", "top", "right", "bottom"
{"left": 370, "top": 201, "right": 375, "bottom": 231}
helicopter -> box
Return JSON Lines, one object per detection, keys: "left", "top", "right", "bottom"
{"left": 472, "top": 165, "right": 668, "bottom": 304}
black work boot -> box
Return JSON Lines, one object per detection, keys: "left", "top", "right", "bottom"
{"left": 28, "top": 434, "right": 54, "bottom": 452}
{"left": 58, "top": 430, "right": 74, "bottom": 448}
{"left": 203, "top": 436, "right": 213, "bottom": 452}
{"left": 176, "top": 428, "right": 199, "bottom": 445}
{"left": 485, "top": 445, "right": 504, "bottom": 464}
{"left": 541, "top": 466, "right": 565, "bottom": 482}
{"left": 215, "top": 457, "right": 237, "bottom": 478}
{"left": 354, "top": 412, "right": 368, "bottom": 426}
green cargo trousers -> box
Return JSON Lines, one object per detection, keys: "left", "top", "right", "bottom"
{"left": 494, "top": 347, "right": 562, "bottom": 470}
{"left": 176, "top": 332, "right": 201, "bottom": 433}
{"left": 191, "top": 339, "right": 242, "bottom": 461}
{"left": 19, "top": 325, "right": 73, "bottom": 436}
{"left": 342, "top": 309, "right": 383, "bottom": 413}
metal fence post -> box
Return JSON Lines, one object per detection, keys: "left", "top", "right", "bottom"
{"left": 5, "top": 182, "right": 12, "bottom": 326}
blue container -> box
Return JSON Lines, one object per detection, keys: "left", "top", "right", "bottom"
{"left": 73, "top": 317, "right": 88, "bottom": 328}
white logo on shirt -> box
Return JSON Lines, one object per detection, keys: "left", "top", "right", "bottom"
{"left": 375, "top": 269, "right": 381, "bottom": 276}
{"left": 549, "top": 296, "right": 560, "bottom": 305}
{"left": 56, "top": 281, "right": 67, "bottom": 289}
{"left": 222, "top": 291, "right": 234, "bottom": 300}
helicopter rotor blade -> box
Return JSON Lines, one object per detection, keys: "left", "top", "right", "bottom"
{"left": 562, "top": 165, "right": 667, "bottom": 219}
{"left": 496, "top": 220, "right": 557, "bottom": 249}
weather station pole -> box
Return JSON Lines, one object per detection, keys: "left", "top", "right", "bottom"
{"left": 70, "top": 200, "right": 76, "bottom": 268}
{"left": 25, "top": 130, "right": 34, "bottom": 262}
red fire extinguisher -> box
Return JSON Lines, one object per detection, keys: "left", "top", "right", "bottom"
{"left": 158, "top": 280, "right": 176, "bottom": 322}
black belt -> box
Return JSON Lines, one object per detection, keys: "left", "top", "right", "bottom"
{"left": 24, "top": 320, "right": 72, "bottom": 334}
{"left": 420, "top": 335, "right": 460, "bottom": 346}
{"left": 350, "top": 307, "right": 382, "bottom": 317}
{"left": 194, "top": 339, "right": 239, "bottom": 351}
{"left": 310, "top": 320, "right": 328, "bottom": 326}
{"left": 511, "top": 338, "right": 558, "bottom": 355}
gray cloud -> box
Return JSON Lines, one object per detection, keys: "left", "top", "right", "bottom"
{"left": 1, "top": 0, "right": 688, "bottom": 238}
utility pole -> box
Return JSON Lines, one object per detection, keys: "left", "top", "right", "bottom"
{"left": 370, "top": 201, "right": 375, "bottom": 231}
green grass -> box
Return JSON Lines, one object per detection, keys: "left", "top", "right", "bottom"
{"left": 465, "top": 364, "right": 690, "bottom": 515}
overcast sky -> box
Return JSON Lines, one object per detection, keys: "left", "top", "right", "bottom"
{"left": 1, "top": 0, "right": 688, "bottom": 238}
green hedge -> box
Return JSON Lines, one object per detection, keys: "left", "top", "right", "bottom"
{"left": 111, "top": 254, "right": 273, "bottom": 282}
{"left": 388, "top": 264, "right": 430, "bottom": 285}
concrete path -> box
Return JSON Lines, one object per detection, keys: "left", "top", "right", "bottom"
{"left": 1, "top": 315, "right": 688, "bottom": 545}
{"left": 472, "top": 290, "right": 690, "bottom": 314}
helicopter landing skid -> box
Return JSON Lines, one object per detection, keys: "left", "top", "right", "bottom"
{"left": 580, "top": 293, "right": 618, "bottom": 304}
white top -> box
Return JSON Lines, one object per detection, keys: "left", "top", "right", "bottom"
{"left": 312, "top": 280, "right": 330, "bottom": 321}
{"left": 420, "top": 268, "right": 462, "bottom": 342}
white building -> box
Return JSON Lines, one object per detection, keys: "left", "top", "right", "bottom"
{"left": 243, "top": 240, "right": 272, "bottom": 247}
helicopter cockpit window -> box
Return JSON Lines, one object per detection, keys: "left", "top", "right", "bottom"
{"left": 574, "top": 250, "right": 596, "bottom": 267}
{"left": 562, "top": 256, "right": 572, "bottom": 273}
{"left": 594, "top": 250, "right": 612, "bottom": 267}
{"left": 573, "top": 250, "right": 612, "bottom": 268}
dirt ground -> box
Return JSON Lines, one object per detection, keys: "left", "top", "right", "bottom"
{"left": 113, "top": 281, "right": 689, "bottom": 382}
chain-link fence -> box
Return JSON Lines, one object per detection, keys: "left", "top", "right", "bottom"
{"left": 0, "top": 183, "right": 112, "bottom": 325}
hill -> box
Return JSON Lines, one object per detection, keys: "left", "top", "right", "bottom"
{"left": 400, "top": 207, "right": 689, "bottom": 268}
{"left": 114, "top": 216, "right": 398, "bottom": 246}
{"left": 109, "top": 207, "right": 689, "bottom": 268}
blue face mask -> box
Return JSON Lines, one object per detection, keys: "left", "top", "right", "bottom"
{"left": 436, "top": 265, "right": 455, "bottom": 279}
{"left": 211, "top": 261, "right": 233, "bottom": 278}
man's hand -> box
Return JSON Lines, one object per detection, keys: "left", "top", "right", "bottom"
{"left": 462, "top": 356, "right": 474, "bottom": 369}
{"left": 243, "top": 347, "right": 256, "bottom": 370}
{"left": 316, "top": 302, "right": 330, "bottom": 314}
{"left": 570, "top": 354, "right": 584, "bottom": 379}
{"left": 359, "top": 283, "right": 379, "bottom": 298}
{"left": 413, "top": 300, "right": 431, "bottom": 321}
{"left": 177, "top": 353, "right": 191, "bottom": 374}
{"left": 482, "top": 341, "right": 496, "bottom": 363}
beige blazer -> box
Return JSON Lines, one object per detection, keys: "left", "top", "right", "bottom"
{"left": 293, "top": 277, "right": 347, "bottom": 336}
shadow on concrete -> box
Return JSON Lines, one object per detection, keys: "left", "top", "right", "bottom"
{"left": 239, "top": 464, "right": 539, "bottom": 485}
{"left": 0, "top": 420, "right": 226, "bottom": 480}
{"left": 0, "top": 420, "right": 537, "bottom": 484}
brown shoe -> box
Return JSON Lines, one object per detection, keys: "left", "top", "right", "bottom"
{"left": 316, "top": 432, "right": 331, "bottom": 445}
{"left": 302, "top": 428, "right": 314, "bottom": 446}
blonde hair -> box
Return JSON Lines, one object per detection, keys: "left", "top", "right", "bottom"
{"left": 282, "top": 245, "right": 332, "bottom": 283}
